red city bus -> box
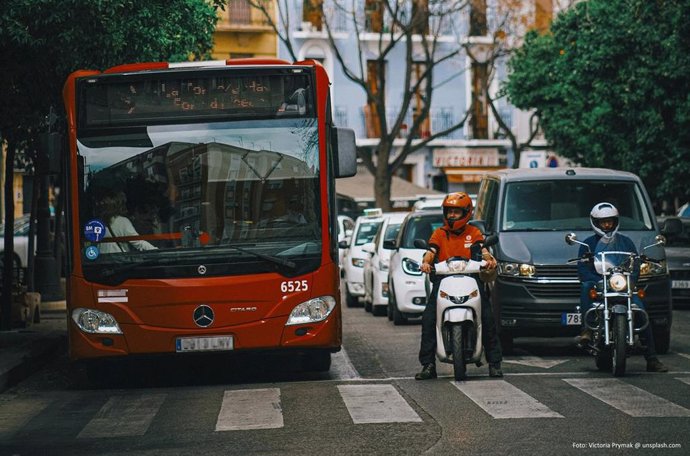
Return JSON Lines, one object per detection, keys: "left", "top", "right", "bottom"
{"left": 62, "top": 59, "right": 356, "bottom": 377}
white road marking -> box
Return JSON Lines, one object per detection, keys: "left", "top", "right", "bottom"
{"left": 215, "top": 388, "right": 283, "bottom": 431}
{"left": 676, "top": 352, "right": 690, "bottom": 361}
{"left": 331, "top": 348, "right": 361, "bottom": 380}
{"left": 338, "top": 384, "right": 422, "bottom": 424}
{"left": 78, "top": 393, "right": 166, "bottom": 438}
{"left": 503, "top": 356, "right": 570, "bottom": 369}
{"left": 0, "top": 397, "right": 52, "bottom": 439}
{"left": 564, "top": 378, "right": 690, "bottom": 417}
{"left": 452, "top": 380, "right": 564, "bottom": 419}
{"left": 674, "top": 377, "right": 690, "bottom": 387}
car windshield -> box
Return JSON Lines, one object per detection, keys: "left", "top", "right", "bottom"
{"left": 384, "top": 223, "right": 402, "bottom": 242}
{"left": 501, "top": 180, "right": 654, "bottom": 232}
{"left": 355, "top": 221, "right": 382, "bottom": 246}
{"left": 401, "top": 214, "right": 444, "bottom": 248}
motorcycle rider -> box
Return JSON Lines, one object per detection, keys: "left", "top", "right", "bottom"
{"left": 415, "top": 192, "right": 503, "bottom": 380}
{"left": 577, "top": 202, "right": 668, "bottom": 373}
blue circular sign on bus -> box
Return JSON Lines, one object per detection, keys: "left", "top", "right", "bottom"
{"left": 84, "top": 219, "right": 106, "bottom": 242}
{"left": 85, "top": 245, "right": 100, "bottom": 261}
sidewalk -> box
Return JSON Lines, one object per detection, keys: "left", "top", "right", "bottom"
{"left": 0, "top": 300, "right": 68, "bottom": 393}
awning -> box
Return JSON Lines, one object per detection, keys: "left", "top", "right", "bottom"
{"left": 336, "top": 167, "right": 442, "bottom": 203}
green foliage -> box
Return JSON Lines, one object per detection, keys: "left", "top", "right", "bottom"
{"left": 504, "top": 0, "right": 690, "bottom": 201}
{"left": 0, "top": 0, "right": 219, "bottom": 144}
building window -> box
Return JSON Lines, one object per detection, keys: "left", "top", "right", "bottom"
{"left": 471, "top": 62, "right": 489, "bottom": 139}
{"left": 303, "top": 0, "right": 323, "bottom": 31}
{"left": 228, "top": 0, "right": 252, "bottom": 25}
{"left": 534, "top": 0, "right": 553, "bottom": 33}
{"left": 411, "top": 62, "right": 430, "bottom": 138}
{"left": 411, "top": 0, "right": 429, "bottom": 35}
{"left": 365, "top": 60, "right": 384, "bottom": 138}
{"left": 365, "top": 0, "right": 384, "bottom": 33}
{"left": 469, "top": 0, "right": 487, "bottom": 36}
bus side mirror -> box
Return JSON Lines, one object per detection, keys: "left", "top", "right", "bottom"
{"left": 332, "top": 127, "right": 357, "bottom": 178}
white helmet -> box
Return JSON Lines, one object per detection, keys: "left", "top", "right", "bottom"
{"left": 590, "top": 202, "right": 619, "bottom": 239}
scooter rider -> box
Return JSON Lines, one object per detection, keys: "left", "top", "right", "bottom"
{"left": 577, "top": 202, "right": 668, "bottom": 373}
{"left": 415, "top": 192, "right": 503, "bottom": 380}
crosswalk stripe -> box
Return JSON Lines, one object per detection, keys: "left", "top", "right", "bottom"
{"left": 78, "top": 393, "right": 166, "bottom": 438}
{"left": 215, "top": 388, "right": 283, "bottom": 431}
{"left": 338, "top": 384, "right": 422, "bottom": 424}
{"left": 564, "top": 378, "right": 690, "bottom": 417}
{"left": 331, "top": 349, "right": 360, "bottom": 380}
{"left": 452, "top": 380, "right": 564, "bottom": 419}
{"left": 0, "top": 397, "right": 52, "bottom": 439}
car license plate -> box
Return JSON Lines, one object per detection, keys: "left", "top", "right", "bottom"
{"left": 672, "top": 280, "right": 690, "bottom": 289}
{"left": 176, "top": 336, "right": 233, "bottom": 353}
{"left": 562, "top": 312, "right": 582, "bottom": 326}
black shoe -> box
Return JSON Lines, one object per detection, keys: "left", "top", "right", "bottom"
{"left": 415, "top": 363, "right": 437, "bottom": 380}
{"left": 489, "top": 363, "right": 503, "bottom": 378}
{"left": 646, "top": 358, "right": 668, "bottom": 373}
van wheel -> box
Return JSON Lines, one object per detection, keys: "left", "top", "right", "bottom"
{"left": 499, "top": 332, "right": 514, "bottom": 355}
{"left": 372, "top": 305, "right": 386, "bottom": 316}
{"left": 345, "top": 289, "right": 359, "bottom": 308}
{"left": 387, "top": 282, "right": 395, "bottom": 321}
{"left": 393, "top": 305, "right": 407, "bottom": 326}
{"left": 653, "top": 327, "right": 670, "bottom": 354}
{"left": 364, "top": 298, "right": 372, "bottom": 313}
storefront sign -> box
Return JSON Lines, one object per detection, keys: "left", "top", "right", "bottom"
{"left": 433, "top": 148, "right": 499, "bottom": 168}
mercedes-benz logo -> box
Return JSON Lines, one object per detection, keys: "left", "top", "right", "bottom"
{"left": 193, "top": 305, "right": 214, "bottom": 327}
{"left": 198, "top": 265, "right": 207, "bottom": 275}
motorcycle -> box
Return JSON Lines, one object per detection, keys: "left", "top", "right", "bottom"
{"left": 565, "top": 233, "right": 665, "bottom": 376}
{"left": 416, "top": 233, "right": 498, "bottom": 381}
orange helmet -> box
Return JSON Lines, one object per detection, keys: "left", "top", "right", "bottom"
{"left": 442, "top": 192, "right": 473, "bottom": 231}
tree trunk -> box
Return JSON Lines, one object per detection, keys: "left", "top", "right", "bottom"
{"left": 1, "top": 139, "right": 16, "bottom": 330}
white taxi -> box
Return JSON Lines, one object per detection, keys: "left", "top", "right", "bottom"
{"left": 340, "top": 208, "right": 384, "bottom": 307}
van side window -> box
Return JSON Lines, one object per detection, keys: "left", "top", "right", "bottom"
{"left": 476, "top": 179, "right": 498, "bottom": 231}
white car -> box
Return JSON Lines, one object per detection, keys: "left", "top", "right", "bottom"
{"left": 387, "top": 210, "right": 444, "bottom": 324}
{"left": 0, "top": 215, "right": 32, "bottom": 271}
{"left": 340, "top": 208, "right": 384, "bottom": 307}
{"left": 361, "top": 211, "right": 408, "bottom": 316}
{"left": 337, "top": 214, "right": 355, "bottom": 272}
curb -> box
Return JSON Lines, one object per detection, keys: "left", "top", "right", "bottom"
{"left": 41, "top": 300, "right": 67, "bottom": 312}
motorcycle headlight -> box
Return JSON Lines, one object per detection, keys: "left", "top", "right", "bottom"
{"left": 498, "top": 262, "right": 535, "bottom": 277}
{"left": 72, "top": 308, "right": 123, "bottom": 334}
{"left": 608, "top": 273, "right": 627, "bottom": 292}
{"left": 286, "top": 296, "right": 336, "bottom": 326}
{"left": 640, "top": 260, "right": 667, "bottom": 277}
{"left": 402, "top": 257, "right": 422, "bottom": 276}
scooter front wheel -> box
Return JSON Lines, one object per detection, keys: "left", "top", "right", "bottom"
{"left": 451, "top": 324, "right": 467, "bottom": 381}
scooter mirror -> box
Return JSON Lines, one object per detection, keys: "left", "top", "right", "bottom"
{"left": 565, "top": 233, "right": 577, "bottom": 245}
{"left": 414, "top": 239, "right": 428, "bottom": 249}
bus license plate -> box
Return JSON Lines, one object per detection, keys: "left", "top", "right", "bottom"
{"left": 176, "top": 336, "right": 233, "bottom": 353}
{"left": 562, "top": 313, "right": 582, "bottom": 326}
{"left": 672, "top": 280, "right": 690, "bottom": 289}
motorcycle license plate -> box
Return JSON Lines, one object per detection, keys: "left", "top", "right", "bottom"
{"left": 562, "top": 313, "right": 582, "bottom": 326}
{"left": 176, "top": 336, "right": 233, "bottom": 353}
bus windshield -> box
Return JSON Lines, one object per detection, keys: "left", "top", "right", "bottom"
{"left": 78, "top": 115, "right": 321, "bottom": 284}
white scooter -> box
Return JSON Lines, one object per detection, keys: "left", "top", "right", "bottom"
{"left": 416, "top": 233, "right": 497, "bottom": 381}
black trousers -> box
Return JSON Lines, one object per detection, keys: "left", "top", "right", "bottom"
{"left": 419, "top": 276, "right": 503, "bottom": 366}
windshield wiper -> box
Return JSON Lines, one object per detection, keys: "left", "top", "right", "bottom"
{"left": 224, "top": 244, "right": 296, "bottom": 270}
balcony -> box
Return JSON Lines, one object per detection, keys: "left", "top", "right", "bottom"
{"left": 216, "top": 0, "right": 275, "bottom": 33}
{"left": 358, "top": 106, "right": 463, "bottom": 141}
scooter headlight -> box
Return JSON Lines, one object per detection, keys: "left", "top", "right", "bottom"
{"left": 608, "top": 273, "right": 627, "bottom": 292}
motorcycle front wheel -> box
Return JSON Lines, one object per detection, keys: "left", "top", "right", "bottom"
{"left": 451, "top": 324, "right": 467, "bottom": 381}
{"left": 612, "top": 314, "right": 627, "bottom": 377}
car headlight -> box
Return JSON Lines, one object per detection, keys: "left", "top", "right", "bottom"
{"left": 71, "top": 308, "right": 123, "bottom": 334}
{"left": 402, "top": 257, "right": 422, "bottom": 276}
{"left": 378, "top": 258, "right": 389, "bottom": 271}
{"left": 286, "top": 296, "right": 336, "bottom": 326}
{"left": 351, "top": 258, "right": 366, "bottom": 268}
{"left": 498, "top": 262, "right": 535, "bottom": 277}
{"left": 640, "top": 260, "right": 667, "bottom": 277}
{"left": 608, "top": 273, "right": 628, "bottom": 292}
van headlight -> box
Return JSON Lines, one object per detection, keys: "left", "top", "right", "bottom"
{"left": 378, "top": 258, "right": 390, "bottom": 271}
{"left": 498, "top": 262, "right": 536, "bottom": 277}
{"left": 72, "top": 308, "right": 123, "bottom": 334}
{"left": 402, "top": 257, "right": 422, "bottom": 276}
{"left": 286, "top": 296, "right": 336, "bottom": 326}
{"left": 640, "top": 260, "right": 666, "bottom": 277}
{"left": 351, "top": 258, "right": 366, "bottom": 268}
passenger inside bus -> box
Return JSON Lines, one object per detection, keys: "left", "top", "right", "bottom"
{"left": 96, "top": 190, "right": 157, "bottom": 253}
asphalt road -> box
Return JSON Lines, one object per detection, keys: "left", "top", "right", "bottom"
{"left": 1, "top": 301, "right": 689, "bottom": 455}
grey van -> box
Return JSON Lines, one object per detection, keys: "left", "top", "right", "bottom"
{"left": 474, "top": 168, "right": 674, "bottom": 353}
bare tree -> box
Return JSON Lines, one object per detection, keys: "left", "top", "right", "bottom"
{"left": 248, "top": 0, "right": 543, "bottom": 210}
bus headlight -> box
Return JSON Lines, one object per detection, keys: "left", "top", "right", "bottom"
{"left": 71, "top": 308, "right": 123, "bottom": 334}
{"left": 608, "top": 273, "right": 628, "bottom": 292}
{"left": 286, "top": 296, "right": 336, "bottom": 326}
